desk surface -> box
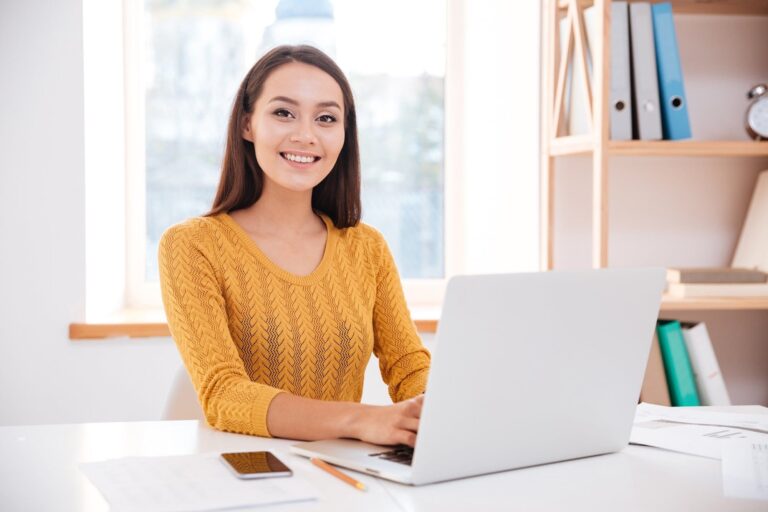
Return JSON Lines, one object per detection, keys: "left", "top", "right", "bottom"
{"left": 0, "top": 420, "right": 763, "bottom": 512}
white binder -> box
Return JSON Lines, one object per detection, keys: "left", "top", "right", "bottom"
{"left": 583, "top": 3, "right": 633, "bottom": 140}
{"left": 681, "top": 322, "right": 731, "bottom": 406}
{"left": 610, "top": 2, "right": 633, "bottom": 140}
{"left": 629, "top": 2, "right": 662, "bottom": 140}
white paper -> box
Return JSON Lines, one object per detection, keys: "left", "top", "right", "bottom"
{"left": 631, "top": 420, "right": 768, "bottom": 459}
{"left": 635, "top": 403, "right": 768, "bottom": 434}
{"left": 722, "top": 441, "right": 768, "bottom": 501}
{"left": 79, "top": 452, "right": 317, "bottom": 512}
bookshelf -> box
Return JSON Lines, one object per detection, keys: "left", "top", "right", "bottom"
{"left": 556, "top": 0, "right": 768, "bottom": 16}
{"left": 540, "top": 0, "right": 768, "bottom": 312}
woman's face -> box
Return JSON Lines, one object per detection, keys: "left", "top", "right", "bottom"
{"left": 243, "top": 61, "right": 346, "bottom": 195}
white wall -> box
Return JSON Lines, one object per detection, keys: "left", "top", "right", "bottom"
{"left": 455, "top": 0, "right": 540, "bottom": 274}
{"left": 0, "top": 0, "right": 181, "bottom": 426}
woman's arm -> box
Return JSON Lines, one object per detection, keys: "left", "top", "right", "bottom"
{"left": 267, "top": 393, "right": 423, "bottom": 447}
{"left": 159, "top": 223, "right": 284, "bottom": 437}
{"left": 371, "top": 234, "right": 432, "bottom": 401}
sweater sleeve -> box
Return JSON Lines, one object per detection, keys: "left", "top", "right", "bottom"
{"left": 370, "top": 233, "right": 431, "bottom": 402}
{"left": 158, "top": 222, "right": 284, "bottom": 437}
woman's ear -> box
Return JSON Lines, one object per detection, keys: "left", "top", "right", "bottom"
{"left": 241, "top": 115, "right": 254, "bottom": 142}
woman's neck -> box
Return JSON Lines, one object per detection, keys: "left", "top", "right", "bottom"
{"left": 233, "top": 182, "right": 323, "bottom": 237}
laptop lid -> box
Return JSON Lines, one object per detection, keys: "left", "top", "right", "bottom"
{"left": 409, "top": 268, "right": 665, "bottom": 485}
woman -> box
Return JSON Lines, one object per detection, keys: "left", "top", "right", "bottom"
{"left": 159, "top": 45, "right": 430, "bottom": 448}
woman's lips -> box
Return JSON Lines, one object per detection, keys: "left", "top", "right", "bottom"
{"left": 280, "top": 152, "right": 320, "bottom": 169}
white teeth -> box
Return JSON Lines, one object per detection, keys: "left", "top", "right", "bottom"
{"left": 283, "top": 153, "right": 316, "bottom": 164}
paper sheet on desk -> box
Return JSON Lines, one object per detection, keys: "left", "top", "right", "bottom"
{"left": 630, "top": 403, "right": 768, "bottom": 459}
{"left": 634, "top": 403, "right": 768, "bottom": 433}
{"left": 722, "top": 441, "right": 768, "bottom": 501}
{"left": 631, "top": 420, "right": 767, "bottom": 459}
{"left": 79, "top": 452, "right": 317, "bottom": 512}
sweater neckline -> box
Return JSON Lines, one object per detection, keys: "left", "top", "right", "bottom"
{"left": 217, "top": 212, "right": 338, "bottom": 286}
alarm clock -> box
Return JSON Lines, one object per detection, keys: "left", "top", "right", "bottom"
{"left": 746, "top": 84, "right": 768, "bottom": 141}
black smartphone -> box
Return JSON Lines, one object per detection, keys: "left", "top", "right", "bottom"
{"left": 220, "top": 451, "right": 293, "bottom": 479}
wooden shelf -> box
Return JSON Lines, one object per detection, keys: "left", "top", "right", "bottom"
{"left": 610, "top": 140, "right": 768, "bottom": 156}
{"left": 556, "top": 0, "right": 768, "bottom": 16}
{"left": 548, "top": 139, "right": 768, "bottom": 157}
{"left": 661, "top": 295, "right": 768, "bottom": 311}
{"left": 549, "top": 135, "right": 594, "bottom": 155}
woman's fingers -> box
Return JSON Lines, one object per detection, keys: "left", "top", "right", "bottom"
{"left": 391, "top": 397, "right": 422, "bottom": 445}
{"left": 396, "top": 429, "right": 417, "bottom": 448}
{"left": 397, "top": 416, "right": 419, "bottom": 433}
{"left": 354, "top": 395, "right": 427, "bottom": 447}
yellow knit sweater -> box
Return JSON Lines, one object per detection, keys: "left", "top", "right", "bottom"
{"left": 158, "top": 213, "right": 431, "bottom": 438}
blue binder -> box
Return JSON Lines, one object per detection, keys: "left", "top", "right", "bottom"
{"left": 652, "top": 2, "right": 691, "bottom": 140}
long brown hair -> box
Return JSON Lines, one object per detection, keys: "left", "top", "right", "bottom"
{"left": 205, "top": 45, "right": 361, "bottom": 227}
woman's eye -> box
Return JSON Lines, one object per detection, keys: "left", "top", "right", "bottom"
{"left": 317, "top": 114, "right": 337, "bottom": 123}
{"left": 273, "top": 109, "right": 293, "bottom": 118}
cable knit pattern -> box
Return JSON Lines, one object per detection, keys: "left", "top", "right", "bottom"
{"left": 158, "top": 213, "right": 431, "bottom": 438}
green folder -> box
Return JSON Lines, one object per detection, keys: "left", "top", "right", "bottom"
{"left": 656, "top": 320, "right": 701, "bottom": 406}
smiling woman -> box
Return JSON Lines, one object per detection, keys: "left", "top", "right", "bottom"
{"left": 158, "top": 45, "right": 431, "bottom": 447}
{"left": 138, "top": 0, "right": 447, "bottom": 297}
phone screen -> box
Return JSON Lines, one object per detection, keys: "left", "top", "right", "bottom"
{"left": 220, "top": 451, "right": 292, "bottom": 478}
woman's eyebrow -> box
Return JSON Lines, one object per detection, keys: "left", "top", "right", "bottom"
{"left": 268, "top": 96, "right": 341, "bottom": 110}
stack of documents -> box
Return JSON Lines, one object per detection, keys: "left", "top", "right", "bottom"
{"left": 630, "top": 402, "right": 768, "bottom": 459}
{"left": 80, "top": 452, "right": 317, "bottom": 512}
{"left": 631, "top": 403, "right": 768, "bottom": 501}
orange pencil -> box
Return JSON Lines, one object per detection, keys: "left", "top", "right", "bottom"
{"left": 310, "top": 457, "right": 367, "bottom": 491}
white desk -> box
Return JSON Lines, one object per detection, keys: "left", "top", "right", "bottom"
{"left": 0, "top": 420, "right": 763, "bottom": 511}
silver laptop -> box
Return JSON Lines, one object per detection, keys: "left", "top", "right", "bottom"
{"left": 290, "top": 268, "right": 666, "bottom": 485}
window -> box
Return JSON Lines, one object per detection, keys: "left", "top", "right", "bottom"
{"left": 127, "top": 0, "right": 448, "bottom": 308}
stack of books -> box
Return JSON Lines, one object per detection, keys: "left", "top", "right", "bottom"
{"left": 666, "top": 169, "right": 768, "bottom": 299}
{"left": 640, "top": 319, "right": 731, "bottom": 407}
{"left": 666, "top": 267, "right": 768, "bottom": 298}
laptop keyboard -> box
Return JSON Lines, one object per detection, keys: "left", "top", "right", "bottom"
{"left": 368, "top": 446, "right": 414, "bottom": 466}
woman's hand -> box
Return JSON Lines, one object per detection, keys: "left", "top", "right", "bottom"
{"left": 349, "top": 395, "right": 424, "bottom": 447}
{"left": 266, "top": 392, "right": 424, "bottom": 446}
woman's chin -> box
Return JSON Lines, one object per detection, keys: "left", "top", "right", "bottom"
{"left": 270, "top": 177, "right": 324, "bottom": 195}
{"left": 262, "top": 168, "right": 331, "bottom": 194}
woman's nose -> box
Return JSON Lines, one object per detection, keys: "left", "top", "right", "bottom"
{"left": 289, "top": 119, "right": 317, "bottom": 144}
